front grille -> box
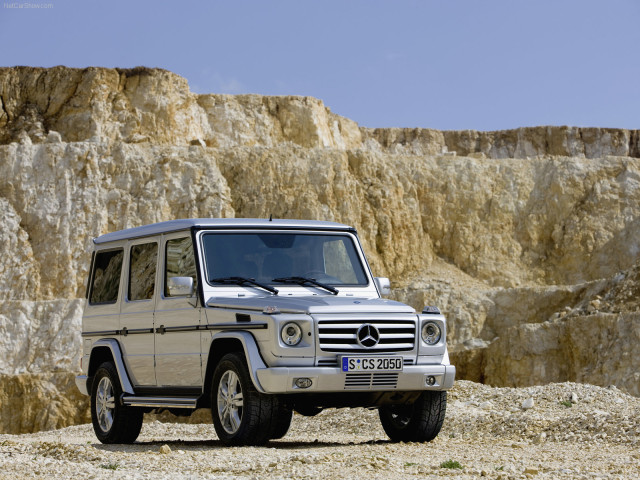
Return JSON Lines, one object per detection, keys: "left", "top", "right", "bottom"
{"left": 344, "top": 373, "right": 399, "bottom": 390}
{"left": 318, "top": 319, "right": 416, "bottom": 353}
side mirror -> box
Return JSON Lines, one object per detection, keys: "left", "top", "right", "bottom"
{"left": 374, "top": 277, "right": 391, "bottom": 296}
{"left": 167, "top": 276, "right": 194, "bottom": 297}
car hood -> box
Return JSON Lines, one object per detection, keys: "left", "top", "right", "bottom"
{"left": 206, "top": 295, "right": 415, "bottom": 315}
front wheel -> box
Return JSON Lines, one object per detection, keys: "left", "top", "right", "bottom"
{"left": 211, "top": 353, "right": 282, "bottom": 446}
{"left": 379, "top": 391, "right": 447, "bottom": 442}
{"left": 90, "top": 362, "right": 143, "bottom": 444}
{"left": 269, "top": 405, "right": 293, "bottom": 440}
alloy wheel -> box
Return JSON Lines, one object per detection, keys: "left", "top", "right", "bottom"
{"left": 95, "top": 376, "right": 115, "bottom": 433}
{"left": 217, "top": 370, "right": 244, "bottom": 434}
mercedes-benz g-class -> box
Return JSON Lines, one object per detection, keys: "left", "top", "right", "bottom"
{"left": 76, "top": 219, "right": 455, "bottom": 445}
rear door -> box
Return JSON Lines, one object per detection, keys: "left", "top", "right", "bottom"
{"left": 119, "top": 240, "right": 158, "bottom": 386}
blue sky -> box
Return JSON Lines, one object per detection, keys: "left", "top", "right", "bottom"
{"left": 1, "top": 0, "right": 639, "bottom": 131}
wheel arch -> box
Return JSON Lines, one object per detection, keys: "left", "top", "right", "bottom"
{"left": 88, "top": 339, "right": 135, "bottom": 395}
{"left": 202, "top": 331, "right": 268, "bottom": 406}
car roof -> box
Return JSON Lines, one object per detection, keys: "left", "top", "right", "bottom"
{"left": 93, "top": 218, "right": 355, "bottom": 244}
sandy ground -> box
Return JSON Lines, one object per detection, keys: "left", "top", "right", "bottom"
{"left": 1, "top": 381, "right": 639, "bottom": 479}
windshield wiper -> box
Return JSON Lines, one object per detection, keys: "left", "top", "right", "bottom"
{"left": 211, "top": 276, "right": 279, "bottom": 295}
{"left": 272, "top": 276, "right": 339, "bottom": 295}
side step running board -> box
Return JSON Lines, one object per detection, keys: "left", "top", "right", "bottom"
{"left": 122, "top": 396, "right": 199, "bottom": 409}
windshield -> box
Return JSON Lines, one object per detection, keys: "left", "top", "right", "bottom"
{"left": 201, "top": 232, "right": 368, "bottom": 286}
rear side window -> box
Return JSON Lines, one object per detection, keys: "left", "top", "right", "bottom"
{"left": 165, "top": 237, "right": 197, "bottom": 296}
{"left": 90, "top": 249, "right": 124, "bottom": 304}
{"left": 128, "top": 242, "right": 158, "bottom": 301}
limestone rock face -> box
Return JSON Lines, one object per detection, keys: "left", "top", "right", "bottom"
{"left": 0, "top": 300, "right": 83, "bottom": 374}
{"left": 0, "top": 67, "right": 361, "bottom": 150}
{"left": 483, "top": 313, "right": 640, "bottom": 397}
{"left": 0, "top": 373, "right": 90, "bottom": 434}
{"left": 1, "top": 66, "right": 639, "bottom": 433}
{"left": 0, "top": 199, "right": 40, "bottom": 300}
{"left": 0, "top": 141, "right": 233, "bottom": 300}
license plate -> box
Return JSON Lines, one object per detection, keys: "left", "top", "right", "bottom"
{"left": 341, "top": 356, "right": 403, "bottom": 372}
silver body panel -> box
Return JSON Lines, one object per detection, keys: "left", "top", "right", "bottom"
{"left": 206, "top": 295, "right": 415, "bottom": 315}
{"left": 94, "top": 218, "right": 353, "bottom": 244}
{"left": 154, "top": 231, "right": 202, "bottom": 387}
{"left": 256, "top": 364, "right": 456, "bottom": 393}
{"left": 119, "top": 297, "right": 156, "bottom": 386}
{"left": 154, "top": 298, "right": 202, "bottom": 387}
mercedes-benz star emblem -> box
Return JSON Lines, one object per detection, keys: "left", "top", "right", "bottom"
{"left": 356, "top": 324, "right": 380, "bottom": 348}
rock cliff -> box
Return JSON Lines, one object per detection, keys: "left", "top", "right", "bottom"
{"left": 1, "top": 66, "right": 639, "bottom": 433}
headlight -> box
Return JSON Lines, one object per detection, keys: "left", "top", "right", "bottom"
{"left": 421, "top": 322, "right": 441, "bottom": 345}
{"left": 281, "top": 322, "right": 302, "bottom": 346}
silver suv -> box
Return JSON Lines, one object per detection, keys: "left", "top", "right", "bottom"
{"left": 76, "top": 219, "right": 455, "bottom": 445}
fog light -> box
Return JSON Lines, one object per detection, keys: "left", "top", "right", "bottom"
{"left": 294, "top": 378, "right": 312, "bottom": 389}
{"left": 426, "top": 376, "right": 436, "bottom": 386}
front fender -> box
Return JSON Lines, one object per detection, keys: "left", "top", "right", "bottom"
{"left": 211, "top": 331, "right": 268, "bottom": 393}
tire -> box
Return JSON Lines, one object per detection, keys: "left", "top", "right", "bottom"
{"left": 90, "top": 361, "right": 143, "bottom": 444}
{"left": 211, "top": 352, "right": 282, "bottom": 446}
{"left": 269, "top": 406, "right": 293, "bottom": 440}
{"left": 379, "top": 391, "right": 447, "bottom": 442}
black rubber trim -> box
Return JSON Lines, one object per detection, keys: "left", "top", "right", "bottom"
{"left": 191, "top": 226, "right": 205, "bottom": 307}
{"left": 207, "top": 322, "right": 268, "bottom": 330}
{"left": 157, "top": 324, "right": 203, "bottom": 333}
{"left": 82, "top": 330, "right": 119, "bottom": 337}
{"left": 121, "top": 327, "right": 155, "bottom": 336}
{"left": 85, "top": 250, "right": 95, "bottom": 299}
{"left": 83, "top": 322, "right": 268, "bottom": 337}
{"left": 82, "top": 328, "right": 154, "bottom": 337}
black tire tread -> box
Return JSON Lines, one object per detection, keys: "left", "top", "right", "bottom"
{"left": 269, "top": 406, "right": 293, "bottom": 440}
{"left": 211, "top": 353, "right": 285, "bottom": 446}
{"left": 379, "top": 391, "right": 447, "bottom": 442}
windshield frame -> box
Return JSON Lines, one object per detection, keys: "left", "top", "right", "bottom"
{"left": 198, "top": 229, "right": 372, "bottom": 290}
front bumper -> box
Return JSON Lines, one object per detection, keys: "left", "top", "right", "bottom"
{"left": 255, "top": 364, "right": 455, "bottom": 394}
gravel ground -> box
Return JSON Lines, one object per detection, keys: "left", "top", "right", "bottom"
{"left": 1, "top": 381, "right": 639, "bottom": 479}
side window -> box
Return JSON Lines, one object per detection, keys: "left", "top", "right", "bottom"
{"left": 128, "top": 242, "right": 158, "bottom": 301}
{"left": 89, "top": 249, "right": 124, "bottom": 304}
{"left": 165, "top": 237, "right": 197, "bottom": 297}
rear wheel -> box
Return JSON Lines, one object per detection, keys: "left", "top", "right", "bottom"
{"left": 211, "top": 353, "right": 282, "bottom": 446}
{"left": 90, "top": 361, "right": 143, "bottom": 444}
{"left": 379, "top": 391, "right": 447, "bottom": 442}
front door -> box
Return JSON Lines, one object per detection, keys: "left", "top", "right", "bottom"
{"left": 154, "top": 234, "right": 202, "bottom": 387}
